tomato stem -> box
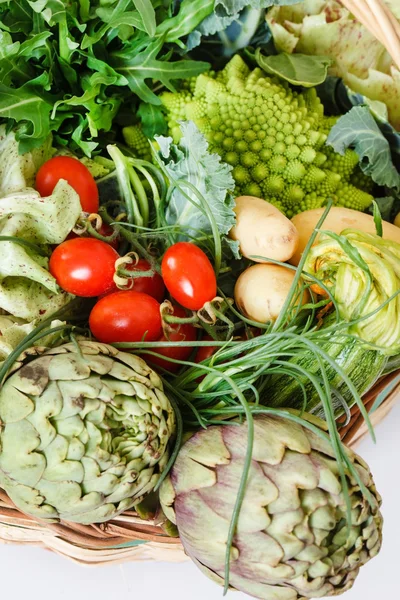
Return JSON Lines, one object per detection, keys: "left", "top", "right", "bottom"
{"left": 163, "top": 314, "right": 199, "bottom": 325}
{"left": 85, "top": 220, "right": 119, "bottom": 244}
{"left": 118, "top": 268, "right": 155, "bottom": 279}
{"left": 99, "top": 207, "right": 161, "bottom": 273}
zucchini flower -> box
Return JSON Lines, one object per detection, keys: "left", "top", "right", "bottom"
{"left": 304, "top": 229, "right": 400, "bottom": 354}
{"left": 161, "top": 415, "right": 382, "bottom": 600}
{"left": 0, "top": 340, "right": 175, "bottom": 524}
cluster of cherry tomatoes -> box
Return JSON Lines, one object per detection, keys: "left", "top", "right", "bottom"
{"left": 37, "top": 155, "right": 218, "bottom": 373}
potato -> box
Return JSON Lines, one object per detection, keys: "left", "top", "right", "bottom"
{"left": 395, "top": 212, "right": 400, "bottom": 228}
{"left": 229, "top": 196, "right": 299, "bottom": 263}
{"left": 234, "top": 263, "right": 310, "bottom": 323}
{"left": 290, "top": 207, "right": 400, "bottom": 265}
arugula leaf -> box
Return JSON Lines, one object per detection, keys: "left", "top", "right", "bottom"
{"left": 154, "top": 121, "right": 236, "bottom": 242}
{"left": 255, "top": 50, "right": 331, "bottom": 87}
{"left": 132, "top": 0, "right": 156, "bottom": 37}
{"left": 81, "top": 1, "right": 145, "bottom": 49}
{"left": 110, "top": 38, "right": 209, "bottom": 104}
{"left": 156, "top": 0, "right": 215, "bottom": 42}
{"left": 326, "top": 106, "right": 400, "bottom": 190}
{"left": 137, "top": 102, "right": 168, "bottom": 138}
{"left": 0, "top": 73, "right": 54, "bottom": 145}
{"left": 0, "top": 0, "right": 212, "bottom": 152}
{"left": 27, "top": 0, "right": 66, "bottom": 25}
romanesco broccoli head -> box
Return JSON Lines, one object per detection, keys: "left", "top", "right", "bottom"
{"left": 160, "top": 55, "right": 373, "bottom": 217}
{"left": 122, "top": 125, "right": 152, "bottom": 162}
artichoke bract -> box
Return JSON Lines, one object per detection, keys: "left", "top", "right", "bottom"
{"left": 161, "top": 415, "right": 382, "bottom": 600}
{"left": 0, "top": 340, "right": 175, "bottom": 524}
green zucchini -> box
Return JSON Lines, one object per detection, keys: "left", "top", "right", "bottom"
{"left": 263, "top": 330, "right": 388, "bottom": 418}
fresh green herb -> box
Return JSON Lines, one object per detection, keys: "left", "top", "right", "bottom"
{"left": 0, "top": 0, "right": 211, "bottom": 154}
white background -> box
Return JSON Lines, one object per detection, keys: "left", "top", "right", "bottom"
{"left": 1, "top": 401, "right": 399, "bottom": 600}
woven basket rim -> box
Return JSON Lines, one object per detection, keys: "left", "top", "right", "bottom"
{"left": 340, "top": 0, "right": 400, "bottom": 68}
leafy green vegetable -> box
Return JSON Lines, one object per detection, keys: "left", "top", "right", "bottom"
{"left": 0, "top": 125, "right": 52, "bottom": 196}
{"left": 0, "top": 125, "right": 80, "bottom": 320}
{"left": 154, "top": 121, "right": 236, "bottom": 243}
{"left": 0, "top": 315, "right": 64, "bottom": 361}
{"left": 0, "top": 180, "right": 80, "bottom": 320}
{"left": 109, "top": 37, "right": 209, "bottom": 105}
{"left": 326, "top": 106, "right": 400, "bottom": 190}
{"left": 255, "top": 49, "right": 331, "bottom": 87}
{"left": 187, "top": 0, "right": 299, "bottom": 51}
{"left": 266, "top": 1, "right": 400, "bottom": 131}
{"left": 0, "top": 0, "right": 211, "bottom": 154}
{"left": 137, "top": 102, "right": 168, "bottom": 139}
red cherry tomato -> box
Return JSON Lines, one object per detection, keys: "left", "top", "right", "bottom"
{"left": 105, "top": 259, "right": 165, "bottom": 302}
{"left": 36, "top": 156, "right": 99, "bottom": 213}
{"left": 195, "top": 335, "right": 217, "bottom": 363}
{"left": 144, "top": 306, "right": 197, "bottom": 373}
{"left": 161, "top": 243, "right": 217, "bottom": 310}
{"left": 49, "top": 238, "right": 118, "bottom": 297}
{"left": 89, "top": 291, "right": 162, "bottom": 343}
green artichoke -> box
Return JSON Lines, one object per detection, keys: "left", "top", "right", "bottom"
{"left": 161, "top": 415, "right": 382, "bottom": 600}
{"left": 0, "top": 340, "right": 175, "bottom": 524}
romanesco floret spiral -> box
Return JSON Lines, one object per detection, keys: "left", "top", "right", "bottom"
{"left": 122, "top": 125, "right": 152, "bottom": 161}
{"left": 159, "top": 55, "right": 374, "bottom": 216}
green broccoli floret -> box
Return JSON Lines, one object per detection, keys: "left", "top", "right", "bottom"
{"left": 159, "top": 55, "right": 374, "bottom": 217}
{"left": 122, "top": 125, "right": 152, "bottom": 161}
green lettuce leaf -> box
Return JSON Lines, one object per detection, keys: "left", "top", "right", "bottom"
{"left": 0, "top": 315, "right": 65, "bottom": 361}
{"left": 0, "top": 125, "right": 52, "bottom": 196}
{"left": 326, "top": 106, "right": 400, "bottom": 190}
{"left": 266, "top": 0, "right": 400, "bottom": 131}
{"left": 0, "top": 179, "right": 81, "bottom": 320}
{"left": 154, "top": 121, "right": 236, "bottom": 241}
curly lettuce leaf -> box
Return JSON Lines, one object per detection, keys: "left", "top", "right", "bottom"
{"left": 0, "top": 315, "right": 65, "bottom": 361}
{"left": 0, "top": 125, "right": 52, "bottom": 196}
{"left": 326, "top": 106, "right": 400, "bottom": 190}
{"left": 0, "top": 179, "right": 81, "bottom": 320}
{"left": 266, "top": 0, "right": 400, "bottom": 131}
{"left": 154, "top": 121, "right": 236, "bottom": 241}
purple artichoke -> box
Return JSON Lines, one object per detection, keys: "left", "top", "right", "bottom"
{"left": 160, "top": 415, "right": 382, "bottom": 599}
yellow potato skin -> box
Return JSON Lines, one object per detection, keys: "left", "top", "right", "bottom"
{"left": 291, "top": 207, "right": 400, "bottom": 265}
{"left": 230, "top": 196, "right": 299, "bottom": 262}
{"left": 395, "top": 212, "right": 400, "bottom": 228}
{"left": 234, "top": 263, "right": 310, "bottom": 323}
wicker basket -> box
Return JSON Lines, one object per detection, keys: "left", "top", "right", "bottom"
{"left": 0, "top": 0, "right": 399, "bottom": 567}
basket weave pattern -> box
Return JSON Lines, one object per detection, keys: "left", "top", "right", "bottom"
{"left": 0, "top": 0, "right": 399, "bottom": 567}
